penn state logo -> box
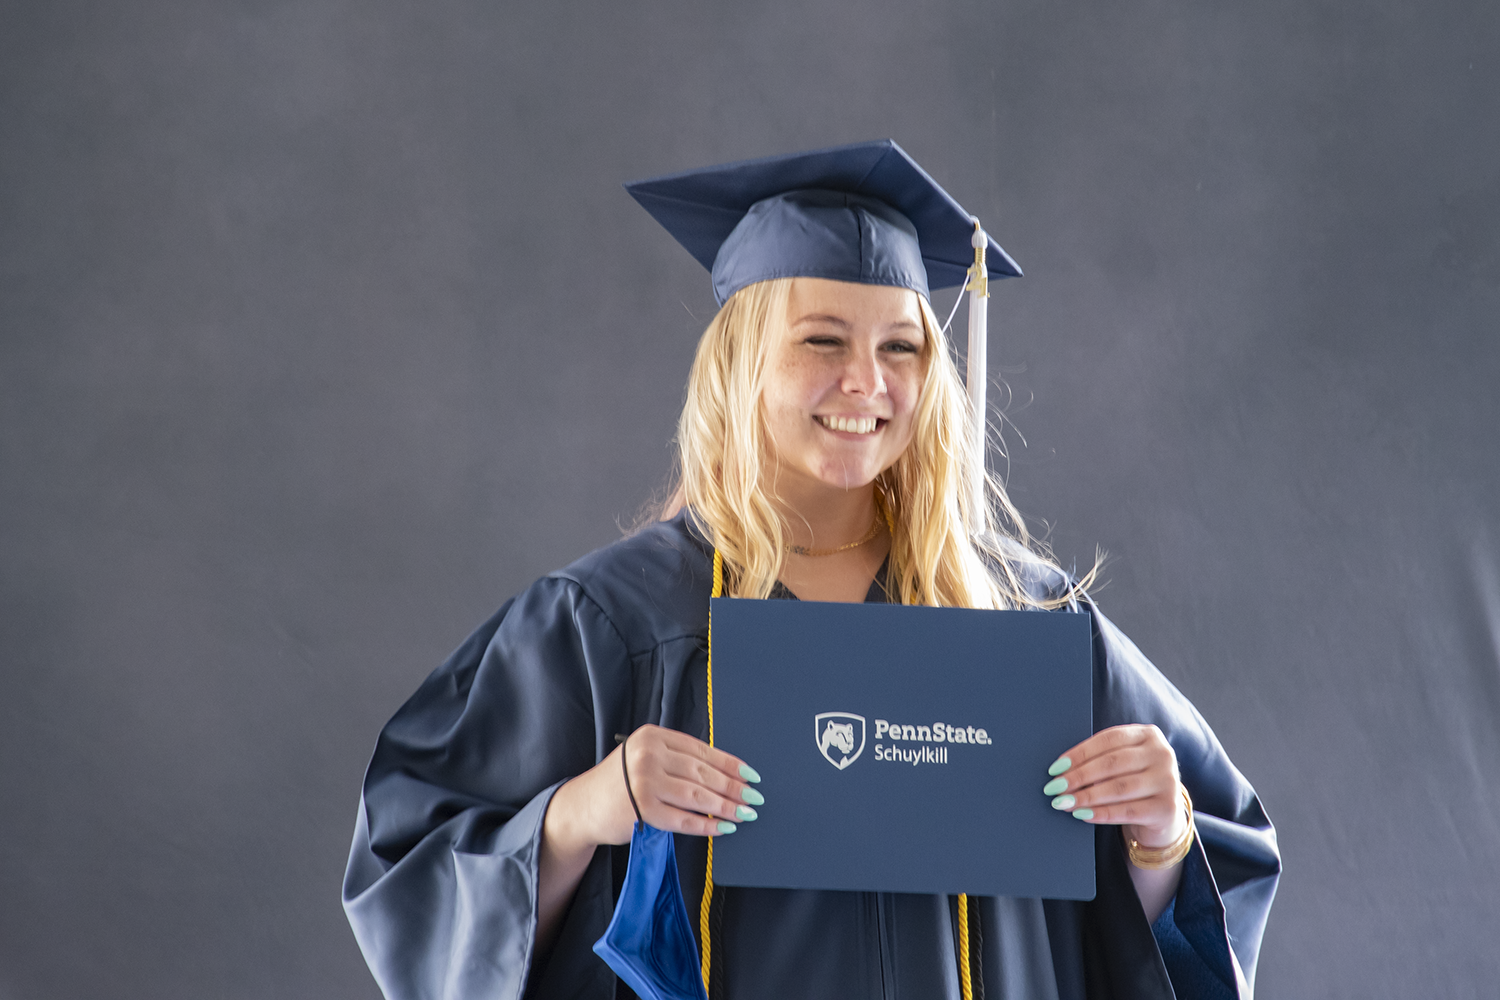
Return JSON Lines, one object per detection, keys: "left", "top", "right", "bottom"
{"left": 814, "top": 712, "right": 866, "bottom": 770}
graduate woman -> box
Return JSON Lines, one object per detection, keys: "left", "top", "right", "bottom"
{"left": 342, "top": 141, "right": 1280, "bottom": 1000}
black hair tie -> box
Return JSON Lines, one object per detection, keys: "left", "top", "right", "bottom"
{"left": 613, "top": 732, "right": 644, "bottom": 827}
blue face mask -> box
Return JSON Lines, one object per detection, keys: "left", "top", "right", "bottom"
{"left": 592, "top": 823, "right": 708, "bottom": 1000}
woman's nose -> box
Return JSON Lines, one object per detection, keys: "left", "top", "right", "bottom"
{"left": 841, "top": 349, "right": 886, "bottom": 397}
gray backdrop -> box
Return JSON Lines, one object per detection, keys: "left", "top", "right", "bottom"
{"left": 2, "top": 0, "right": 1496, "bottom": 997}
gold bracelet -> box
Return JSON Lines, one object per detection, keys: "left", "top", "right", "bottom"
{"left": 1126, "top": 786, "right": 1195, "bottom": 870}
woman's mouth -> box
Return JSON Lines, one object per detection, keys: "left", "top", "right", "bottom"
{"left": 816, "top": 415, "right": 883, "bottom": 435}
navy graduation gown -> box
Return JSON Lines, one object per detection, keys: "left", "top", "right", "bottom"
{"left": 342, "top": 512, "right": 1280, "bottom": 999}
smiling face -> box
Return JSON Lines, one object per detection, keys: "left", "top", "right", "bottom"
{"left": 759, "top": 277, "right": 928, "bottom": 498}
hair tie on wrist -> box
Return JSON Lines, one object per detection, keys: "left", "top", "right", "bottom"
{"left": 614, "top": 732, "right": 644, "bottom": 827}
{"left": 1127, "top": 786, "right": 1196, "bottom": 870}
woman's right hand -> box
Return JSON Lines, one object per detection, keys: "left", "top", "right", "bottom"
{"left": 547, "top": 724, "right": 764, "bottom": 851}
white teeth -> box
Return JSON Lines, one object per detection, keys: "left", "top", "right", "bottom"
{"left": 819, "top": 416, "right": 879, "bottom": 434}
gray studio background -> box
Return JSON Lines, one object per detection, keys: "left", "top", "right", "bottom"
{"left": 2, "top": 0, "right": 1497, "bottom": 997}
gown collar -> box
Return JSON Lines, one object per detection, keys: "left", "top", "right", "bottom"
{"left": 671, "top": 508, "right": 893, "bottom": 604}
{"left": 768, "top": 557, "right": 892, "bottom": 604}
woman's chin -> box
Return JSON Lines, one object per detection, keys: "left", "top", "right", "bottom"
{"left": 805, "top": 465, "right": 884, "bottom": 494}
{"left": 769, "top": 451, "right": 892, "bottom": 501}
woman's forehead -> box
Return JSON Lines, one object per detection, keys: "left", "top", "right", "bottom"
{"left": 786, "top": 277, "right": 925, "bottom": 329}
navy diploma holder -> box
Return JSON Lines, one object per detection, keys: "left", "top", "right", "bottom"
{"left": 710, "top": 599, "right": 1096, "bottom": 900}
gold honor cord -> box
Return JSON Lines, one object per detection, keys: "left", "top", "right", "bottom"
{"left": 698, "top": 529, "right": 974, "bottom": 1000}
{"left": 700, "top": 549, "right": 724, "bottom": 994}
{"left": 957, "top": 893, "right": 973, "bottom": 1000}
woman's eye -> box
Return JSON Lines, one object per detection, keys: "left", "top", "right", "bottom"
{"left": 883, "top": 340, "right": 920, "bottom": 354}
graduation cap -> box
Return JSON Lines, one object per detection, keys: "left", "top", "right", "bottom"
{"left": 624, "top": 139, "right": 1021, "bottom": 306}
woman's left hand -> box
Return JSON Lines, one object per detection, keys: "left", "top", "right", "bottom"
{"left": 1043, "top": 724, "right": 1188, "bottom": 853}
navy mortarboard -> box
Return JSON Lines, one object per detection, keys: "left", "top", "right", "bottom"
{"left": 624, "top": 138, "right": 1021, "bottom": 305}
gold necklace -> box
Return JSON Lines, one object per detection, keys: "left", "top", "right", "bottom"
{"left": 786, "top": 512, "right": 884, "bottom": 557}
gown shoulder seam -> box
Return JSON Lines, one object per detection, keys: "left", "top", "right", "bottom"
{"left": 544, "top": 570, "right": 709, "bottom": 660}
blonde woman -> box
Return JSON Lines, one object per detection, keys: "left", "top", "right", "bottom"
{"left": 343, "top": 142, "right": 1279, "bottom": 1000}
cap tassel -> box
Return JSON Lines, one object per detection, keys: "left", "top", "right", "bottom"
{"left": 964, "top": 220, "right": 989, "bottom": 523}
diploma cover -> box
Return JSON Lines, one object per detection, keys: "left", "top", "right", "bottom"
{"left": 710, "top": 598, "right": 1095, "bottom": 900}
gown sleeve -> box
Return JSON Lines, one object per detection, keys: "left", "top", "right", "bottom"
{"left": 1085, "top": 598, "right": 1282, "bottom": 999}
{"left": 341, "top": 575, "right": 639, "bottom": 1000}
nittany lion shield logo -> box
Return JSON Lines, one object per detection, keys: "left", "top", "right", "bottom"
{"left": 814, "top": 712, "right": 866, "bottom": 770}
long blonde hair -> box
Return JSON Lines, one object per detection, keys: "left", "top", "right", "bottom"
{"left": 672, "top": 277, "right": 1084, "bottom": 609}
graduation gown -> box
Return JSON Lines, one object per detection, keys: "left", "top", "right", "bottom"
{"left": 342, "top": 512, "right": 1280, "bottom": 1000}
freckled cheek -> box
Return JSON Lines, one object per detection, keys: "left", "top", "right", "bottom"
{"left": 879, "top": 395, "right": 920, "bottom": 458}
{"left": 771, "top": 367, "right": 840, "bottom": 417}
{"left": 886, "top": 376, "right": 921, "bottom": 424}
{"left": 762, "top": 399, "right": 822, "bottom": 456}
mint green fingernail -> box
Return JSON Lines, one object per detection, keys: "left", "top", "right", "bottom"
{"left": 739, "top": 763, "right": 762, "bottom": 783}
{"left": 736, "top": 805, "right": 758, "bottom": 821}
{"left": 1051, "top": 794, "right": 1076, "bottom": 811}
{"left": 1072, "top": 808, "right": 1094, "bottom": 821}
{"left": 716, "top": 821, "right": 737, "bottom": 834}
{"left": 741, "top": 787, "right": 765, "bottom": 806}
{"left": 1043, "top": 777, "right": 1069, "bottom": 796}
{"left": 1048, "top": 757, "right": 1072, "bottom": 776}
